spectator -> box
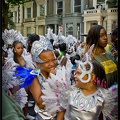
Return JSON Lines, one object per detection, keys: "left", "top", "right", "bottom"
{"left": 110, "top": 28, "right": 118, "bottom": 62}
{"left": 85, "top": 25, "right": 117, "bottom": 88}
{"left": 2, "top": 89, "right": 25, "bottom": 120}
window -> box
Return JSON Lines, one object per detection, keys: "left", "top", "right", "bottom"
{"left": 74, "top": 0, "right": 81, "bottom": 13}
{"left": 27, "top": 8, "right": 31, "bottom": 18}
{"left": 91, "top": 22, "right": 98, "bottom": 27}
{"left": 112, "top": 21, "right": 117, "bottom": 30}
{"left": 40, "top": 4, "right": 45, "bottom": 16}
{"left": 77, "top": 23, "right": 80, "bottom": 40}
{"left": 47, "top": 0, "right": 50, "bottom": 15}
{"left": 15, "top": 11, "right": 17, "bottom": 22}
{"left": 57, "top": 1, "right": 63, "bottom": 15}
{"left": 27, "top": 27, "right": 31, "bottom": 37}
{"left": 97, "top": 0, "right": 105, "bottom": 2}
{"left": 66, "top": 23, "right": 73, "bottom": 36}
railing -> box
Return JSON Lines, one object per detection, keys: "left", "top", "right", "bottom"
{"left": 24, "top": 18, "right": 35, "bottom": 22}
{"left": 62, "top": 13, "right": 82, "bottom": 17}
{"left": 107, "top": 8, "right": 118, "bottom": 13}
{"left": 84, "top": 9, "right": 102, "bottom": 14}
{"left": 46, "top": 13, "right": 82, "bottom": 18}
{"left": 36, "top": 16, "right": 45, "bottom": 20}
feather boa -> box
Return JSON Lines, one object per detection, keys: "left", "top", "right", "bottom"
{"left": 13, "top": 66, "right": 39, "bottom": 88}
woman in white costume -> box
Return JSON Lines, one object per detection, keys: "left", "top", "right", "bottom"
{"left": 2, "top": 29, "right": 35, "bottom": 117}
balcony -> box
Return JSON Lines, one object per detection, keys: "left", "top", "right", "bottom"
{"left": 36, "top": 16, "right": 45, "bottom": 20}
{"left": 63, "top": 13, "right": 82, "bottom": 17}
{"left": 83, "top": 8, "right": 117, "bottom": 16}
{"left": 84, "top": 9, "right": 102, "bottom": 15}
{"left": 24, "top": 18, "right": 35, "bottom": 22}
{"left": 107, "top": 8, "right": 118, "bottom": 13}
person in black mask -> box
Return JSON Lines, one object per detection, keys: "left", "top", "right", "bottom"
{"left": 111, "top": 28, "right": 118, "bottom": 62}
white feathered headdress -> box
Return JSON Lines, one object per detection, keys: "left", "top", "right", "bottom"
{"left": 2, "top": 29, "right": 25, "bottom": 49}
{"left": 65, "top": 35, "right": 77, "bottom": 53}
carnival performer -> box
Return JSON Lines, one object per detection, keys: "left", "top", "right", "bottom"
{"left": 85, "top": 25, "right": 118, "bottom": 88}
{"left": 27, "top": 33, "right": 40, "bottom": 53}
{"left": 2, "top": 29, "right": 23, "bottom": 65}
{"left": 26, "top": 33, "right": 40, "bottom": 120}
{"left": 46, "top": 28, "right": 73, "bottom": 68}
{"left": 13, "top": 44, "right": 118, "bottom": 120}
{"left": 41, "top": 45, "right": 118, "bottom": 120}
{"left": 76, "top": 41, "right": 86, "bottom": 58}
{"left": 2, "top": 29, "right": 35, "bottom": 117}
{"left": 65, "top": 35, "right": 77, "bottom": 59}
{"left": 13, "top": 38, "right": 67, "bottom": 120}
{"left": 64, "top": 56, "right": 118, "bottom": 120}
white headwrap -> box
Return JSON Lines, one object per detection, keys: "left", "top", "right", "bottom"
{"left": 31, "top": 38, "right": 54, "bottom": 63}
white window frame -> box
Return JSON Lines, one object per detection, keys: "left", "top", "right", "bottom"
{"left": 39, "top": 4, "right": 45, "bottom": 16}
{"left": 27, "top": 7, "right": 31, "bottom": 18}
{"left": 27, "top": 27, "right": 31, "bottom": 37}
{"left": 56, "top": 1, "right": 63, "bottom": 15}
{"left": 65, "top": 23, "right": 73, "bottom": 36}
{"left": 74, "top": 0, "right": 81, "bottom": 13}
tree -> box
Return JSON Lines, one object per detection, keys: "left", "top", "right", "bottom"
{"left": 106, "top": 0, "right": 118, "bottom": 5}
{"left": 2, "top": 0, "right": 26, "bottom": 31}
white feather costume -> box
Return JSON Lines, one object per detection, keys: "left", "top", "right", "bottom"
{"left": 2, "top": 29, "right": 35, "bottom": 109}
{"left": 41, "top": 66, "right": 73, "bottom": 115}
{"left": 2, "top": 62, "right": 28, "bottom": 109}
{"left": 40, "top": 45, "right": 118, "bottom": 119}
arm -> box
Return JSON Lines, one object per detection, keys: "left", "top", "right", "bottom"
{"left": 61, "top": 57, "right": 67, "bottom": 67}
{"left": 30, "top": 77, "right": 45, "bottom": 109}
{"left": 56, "top": 111, "right": 66, "bottom": 120}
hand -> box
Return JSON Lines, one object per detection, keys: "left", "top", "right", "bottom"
{"left": 7, "top": 90, "right": 13, "bottom": 98}
{"left": 113, "top": 50, "right": 118, "bottom": 58}
{"left": 49, "top": 68, "right": 56, "bottom": 78}
{"left": 10, "top": 85, "right": 20, "bottom": 93}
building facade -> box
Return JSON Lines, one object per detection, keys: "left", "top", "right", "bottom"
{"left": 9, "top": 0, "right": 118, "bottom": 41}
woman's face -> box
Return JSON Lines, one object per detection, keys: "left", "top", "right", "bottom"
{"left": 98, "top": 28, "right": 108, "bottom": 48}
{"left": 14, "top": 43, "right": 24, "bottom": 56}
{"left": 39, "top": 50, "right": 58, "bottom": 74}
{"left": 74, "top": 67, "right": 89, "bottom": 88}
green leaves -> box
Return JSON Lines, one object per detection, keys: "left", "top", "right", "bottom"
{"left": 5, "top": 0, "right": 26, "bottom": 5}
{"left": 2, "top": 0, "right": 27, "bottom": 30}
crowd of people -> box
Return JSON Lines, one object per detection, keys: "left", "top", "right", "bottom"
{"left": 2, "top": 25, "right": 118, "bottom": 120}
